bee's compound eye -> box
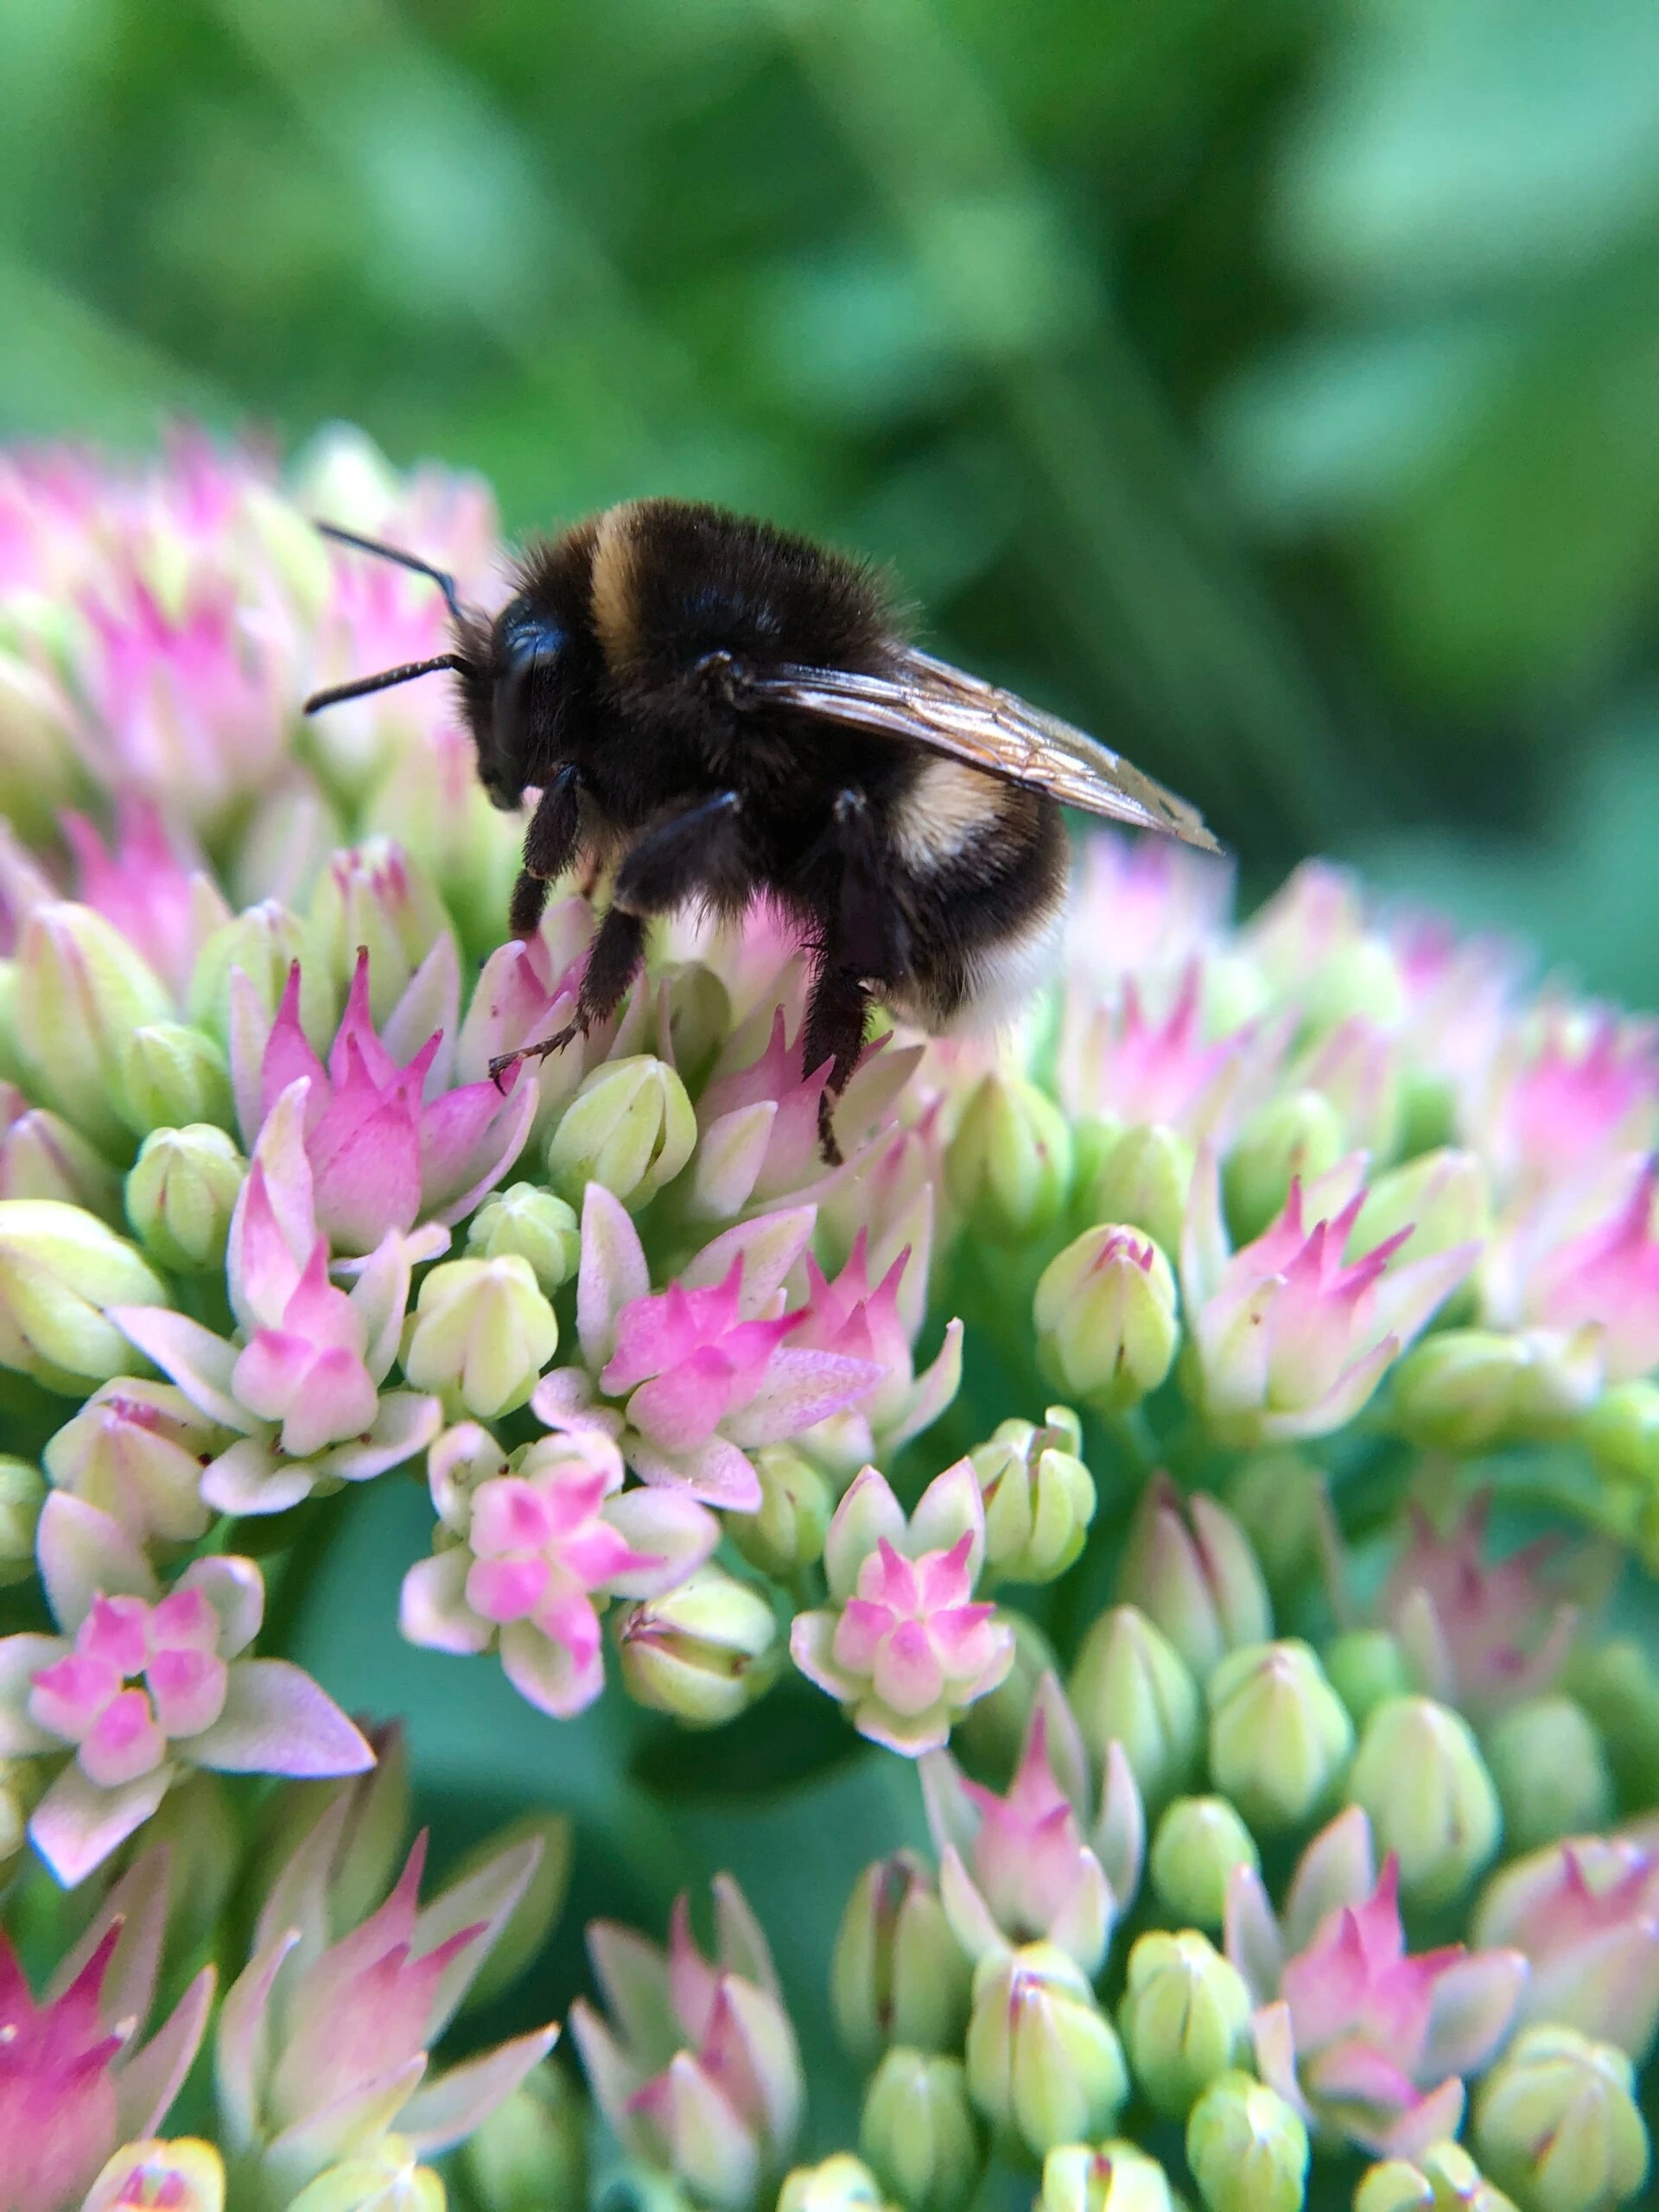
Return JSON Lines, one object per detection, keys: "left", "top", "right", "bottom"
{"left": 492, "top": 601, "right": 567, "bottom": 766}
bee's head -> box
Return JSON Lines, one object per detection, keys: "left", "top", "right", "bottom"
{"left": 474, "top": 594, "right": 571, "bottom": 811}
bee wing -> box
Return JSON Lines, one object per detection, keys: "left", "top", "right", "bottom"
{"left": 756, "top": 645, "right": 1222, "bottom": 853}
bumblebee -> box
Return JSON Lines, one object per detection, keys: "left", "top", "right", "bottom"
{"left": 305, "top": 499, "right": 1219, "bottom": 1158}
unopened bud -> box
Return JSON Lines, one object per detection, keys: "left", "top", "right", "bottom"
{"left": 1148, "top": 1796, "right": 1260, "bottom": 1936}
{"left": 1474, "top": 2026, "right": 1649, "bottom": 2212}
{"left": 729, "top": 1446, "right": 835, "bottom": 1579}
{"left": 1565, "top": 1637, "right": 1659, "bottom": 1811}
{"left": 614, "top": 1564, "right": 779, "bottom": 1726}
{"left": 546, "top": 1054, "right": 695, "bottom": 1208}
{"left": 116, "top": 1021, "right": 233, "bottom": 1137}
{"left": 658, "top": 962, "right": 732, "bottom": 1091}
{"left": 1349, "top": 1147, "right": 1490, "bottom": 1267}
{"left": 1584, "top": 1380, "right": 1659, "bottom": 1488}
{"left": 1117, "top": 1476, "right": 1272, "bottom": 1681}
{"left": 779, "top": 2157, "right": 894, "bottom": 2212}
{"left": 952, "top": 1608, "right": 1062, "bottom": 1776}
{"left": 42, "top": 1376, "right": 221, "bottom": 1545}
{"left": 1070, "top": 1605, "right": 1202, "bottom": 1817}
{"left": 231, "top": 773, "right": 343, "bottom": 911}
{"left": 81, "top": 2139, "right": 226, "bottom": 2212}
{"left": 1321, "top": 1630, "right": 1412, "bottom": 1730}
{"left": 1224, "top": 1090, "right": 1344, "bottom": 1247}
{"left": 124, "top": 1123, "right": 246, "bottom": 1274}
{"left": 1119, "top": 1929, "right": 1251, "bottom": 2119}
{"left": 453, "top": 1812, "right": 574, "bottom": 2012}
{"left": 466, "top": 1182, "right": 582, "bottom": 1295}
{"left": 459, "top": 2058, "right": 587, "bottom": 2212}
{"left": 1184, "top": 2070, "right": 1308, "bottom": 2212}
{"left": 1392, "top": 1328, "right": 1599, "bottom": 1453}
{"left": 0, "top": 1096, "right": 122, "bottom": 1218}
{"left": 1083, "top": 1123, "right": 1194, "bottom": 1259}
{"left": 362, "top": 733, "right": 524, "bottom": 958}
{"left": 283, "top": 2135, "right": 447, "bottom": 2212}
{"left": 1034, "top": 1226, "right": 1179, "bottom": 1415}
{"left": 832, "top": 1851, "right": 972, "bottom": 2068}
{"left": 947, "top": 1072, "right": 1073, "bottom": 1243}
{"left": 1484, "top": 1694, "right": 1613, "bottom": 1857}
{"left": 972, "top": 1406, "right": 1096, "bottom": 1586}
{"left": 0, "top": 653, "right": 77, "bottom": 842}
{"left": 1039, "top": 2141, "right": 1173, "bottom": 2212}
{"left": 1222, "top": 1451, "right": 1327, "bottom": 1605}
{"left": 187, "top": 898, "right": 334, "bottom": 1049}
{"left": 305, "top": 837, "right": 450, "bottom": 1022}
{"left": 401, "top": 1255, "right": 559, "bottom": 1420}
{"left": 1354, "top": 2142, "right": 1518, "bottom": 2212}
{"left": 0, "top": 1199, "right": 167, "bottom": 1392}
{"left": 964, "top": 1942, "right": 1128, "bottom": 2158}
{"left": 1206, "top": 1639, "right": 1354, "bottom": 1835}
{"left": 1346, "top": 1694, "right": 1500, "bottom": 1906}
{"left": 0, "top": 1457, "right": 42, "bottom": 1586}
{"left": 860, "top": 2050, "right": 983, "bottom": 2212}
{"left": 14, "top": 902, "right": 171, "bottom": 1152}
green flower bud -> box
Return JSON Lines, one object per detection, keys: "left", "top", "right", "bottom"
{"left": 1223, "top": 1090, "right": 1344, "bottom": 1247}
{"left": 0, "top": 1456, "right": 43, "bottom": 1586}
{"left": 1346, "top": 1694, "right": 1500, "bottom": 1906}
{"left": 973, "top": 1405, "right": 1096, "bottom": 1586}
{"left": 0, "top": 653, "right": 78, "bottom": 841}
{"left": 187, "top": 898, "right": 334, "bottom": 1049}
{"left": 614, "top": 1564, "right": 779, "bottom": 1726}
{"left": 0, "top": 1098, "right": 122, "bottom": 1220}
{"left": 80, "top": 2137, "right": 226, "bottom": 2212}
{"left": 1322, "top": 1626, "right": 1414, "bottom": 1728}
{"left": 401, "top": 1255, "right": 559, "bottom": 1419}
{"left": 1223, "top": 1451, "right": 1327, "bottom": 1605}
{"left": 657, "top": 962, "right": 732, "bottom": 1092}
{"left": 0, "top": 1199, "right": 168, "bottom": 1393}
{"left": 43, "top": 1376, "right": 223, "bottom": 1545}
{"left": 1148, "top": 1797, "right": 1260, "bottom": 1936}
{"left": 952, "top": 1609, "right": 1062, "bottom": 1776}
{"left": 283, "top": 2135, "right": 447, "bottom": 2212}
{"left": 947, "top": 1071, "right": 1073, "bottom": 1243}
{"left": 1355, "top": 2143, "right": 1518, "bottom": 2212}
{"left": 466, "top": 1182, "right": 582, "bottom": 1295}
{"left": 1349, "top": 1147, "right": 1490, "bottom": 1267}
{"left": 964, "top": 1942, "right": 1128, "bottom": 2159}
{"left": 1083, "top": 1122, "right": 1194, "bottom": 1258}
{"left": 860, "top": 2050, "right": 983, "bottom": 2212}
{"left": 1583, "top": 1380, "right": 1659, "bottom": 1488}
{"left": 1206, "top": 1640, "right": 1354, "bottom": 1835}
{"left": 1564, "top": 1638, "right": 1659, "bottom": 1811}
{"left": 124, "top": 1123, "right": 246, "bottom": 1274}
{"left": 1391, "top": 1329, "right": 1599, "bottom": 1453}
{"left": 304, "top": 836, "right": 450, "bottom": 1021}
{"left": 361, "top": 736, "right": 524, "bottom": 959}
{"left": 547, "top": 1053, "right": 695, "bottom": 1208}
{"left": 460, "top": 2058, "right": 588, "bottom": 2212}
{"left": 1040, "top": 2141, "right": 1173, "bottom": 2212}
{"left": 1070, "top": 1605, "right": 1203, "bottom": 1817}
{"left": 1185, "top": 2070, "right": 1308, "bottom": 2212}
{"left": 832, "top": 1851, "right": 972, "bottom": 2069}
{"left": 14, "top": 902, "right": 171, "bottom": 1153}
{"left": 1484, "top": 1694, "right": 1614, "bottom": 1857}
{"left": 1034, "top": 1226, "right": 1179, "bottom": 1415}
{"left": 116, "top": 1022, "right": 234, "bottom": 1137}
{"left": 1474, "top": 2026, "right": 1649, "bottom": 2212}
{"left": 1117, "top": 1477, "right": 1272, "bottom": 1681}
{"left": 779, "top": 2158, "right": 893, "bottom": 2212}
{"left": 730, "top": 1446, "right": 835, "bottom": 1578}
{"left": 1119, "top": 1929, "right": 1251, "bottom": 2119}
{"left": 230, "top": 772, "right": 343, "bottom": 912}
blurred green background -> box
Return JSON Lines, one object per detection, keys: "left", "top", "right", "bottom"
{"left": 4, "top": 0, "right": 1659, "bottom": 994}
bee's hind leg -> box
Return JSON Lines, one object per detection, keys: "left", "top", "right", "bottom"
{"left": 802, "top": 959, "right": 874, "bottom": 1167}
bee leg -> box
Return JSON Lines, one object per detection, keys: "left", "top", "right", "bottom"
{"left": 508, "top": 765, "right": 582, "bottom": 939}
{"left": 833, "top": 787, "right": 910, "bottom": 979}
{"left": 802, "top": 960, "right": 872, "bottom": 1167}
{"left": 491, "top": 790, "right": 744, "bottom": 1090}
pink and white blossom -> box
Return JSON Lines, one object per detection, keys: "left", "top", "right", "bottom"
{"left": 791, "top": 1460, "right": 1014, "bottom": 1755}
{"left": 399, "top": 1421, "right": 719, "bottom": 1719}
{"left": 0, "top": 1494, "right": 371, "bottom": 1885}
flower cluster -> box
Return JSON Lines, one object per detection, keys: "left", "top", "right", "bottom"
{"left": 1, "top": 429, "right": 1658, "bottom": 2206}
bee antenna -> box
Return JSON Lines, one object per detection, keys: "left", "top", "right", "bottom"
{"left": 303, "top": 654, "right": 471, "bottom": 715}
{"left": 313, "top": 519, "right": 466, "bottom": 627}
